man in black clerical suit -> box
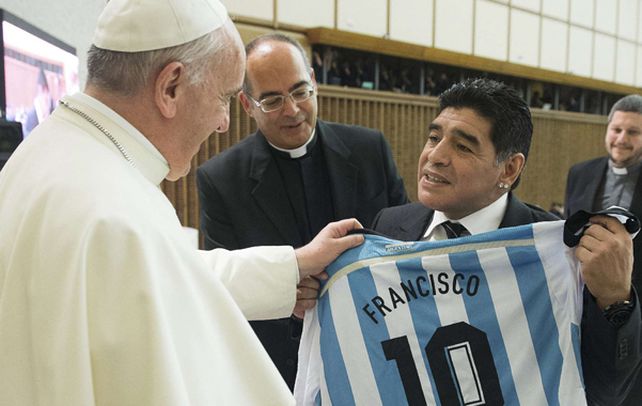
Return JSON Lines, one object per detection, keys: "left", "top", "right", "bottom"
{"left": 372, "top": 78, "right": 641, "bottom": 405}
{"left": 565, "top": 94, "right": 642, "bottom": 405}
{"left": 197, "top": 34, "right": 407, "bottom": 389}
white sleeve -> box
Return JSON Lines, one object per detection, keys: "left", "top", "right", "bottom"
{"left": 83, "top": 217, "right": 296, "bottom": 405}
{"left": 295, "top": 307, "right": 323, "bottom": 406}
{"left": 199, "top": 245, "right": 299, "bottom": 320}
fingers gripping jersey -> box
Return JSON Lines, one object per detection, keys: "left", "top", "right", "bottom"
{"left": 295, "top": 221, "right": 586, "bottom": 406}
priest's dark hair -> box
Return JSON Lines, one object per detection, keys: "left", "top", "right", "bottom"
{"left": 242, "top": 33, "right": 311, "bottom": 96}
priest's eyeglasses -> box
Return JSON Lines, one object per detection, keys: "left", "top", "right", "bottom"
{"left": 246, "top": 85, "right": 316, "bottom": 113}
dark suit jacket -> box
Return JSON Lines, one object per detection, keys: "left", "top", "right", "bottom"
{"left": 373, "top": 193, "right": 642, "bottom": 405}
{"left": 565, "top": 156, "right": 642, "bottom": 296}
{"left": 565, "top": 156, "right": 642, "bottom": 405}
{"left": 197, "top": 120, "right": 408, "bottom": 389}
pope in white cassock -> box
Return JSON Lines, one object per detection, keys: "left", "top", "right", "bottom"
{"left": 0, "top": 0, "right": 363, "bottom": 405}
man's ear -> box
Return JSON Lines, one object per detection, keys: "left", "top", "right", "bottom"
{"left": 499, "top": 152, "right": 526, "bottom": 187}
{"left": 239, "top": 91, "right": 253, "bottom": 116}
{"left": 154, "top": 61, "right": 187, "bottom": 119}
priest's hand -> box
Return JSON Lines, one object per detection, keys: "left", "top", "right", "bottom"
{"left": 294, "top": 218, "right": 364, "bottom": 281}
{"left": 293, "top": 275, "right": 327, "bottom": 319}
{"left": 576, "top": 215, "right": 634, "bottom": 310}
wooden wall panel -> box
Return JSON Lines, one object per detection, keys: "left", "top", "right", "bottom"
{"left": 162, "top": 85, "right": 606, "bottom": 234}
{"left": 518, "top": 111, "right": 606, "bottom": 209}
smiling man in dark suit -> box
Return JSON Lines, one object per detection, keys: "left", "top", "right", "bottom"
{"left": 197, "top": 33, "right": 407, "bottom": 390}
{"left": 565, "top": 94, "right": 642, "bottom": 405}
{"left": 372, "top": 78, "right": 641, "bottom": 405}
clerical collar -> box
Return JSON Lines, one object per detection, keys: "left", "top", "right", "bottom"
{"left": 609, "top": 159, "right": 642, "bottom": 176}
{"left": 268, "top": 129, "right": 316, "bottom": 158}
{"left": 423, "top": 193, "right": 508, "bottom": 240}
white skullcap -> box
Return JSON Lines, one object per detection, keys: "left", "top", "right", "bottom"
{"left": 93, "top": 0, "right": 228, "bottom": 52}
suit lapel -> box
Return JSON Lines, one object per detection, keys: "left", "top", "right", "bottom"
{"left": 499, "top": 193, "right": 532, "bottom": 228}
{"left": 582, "top": 157, "right": 642, "bottom": 216}
{"left": 580, "top": 158, "right": 608, "bottom": 212}
{"left": 249, "top": 132, "right": 303, "bottom": 246}
{"left": 403, "top": 207, "right": 433, "bottom": 240}
{"left": 318, "top": 121, "right": 359, "bottom": 220}
{"left": 629, "top": 168, "right": 642, "bottom": 218}
{"left": 389, "top": 203, "right": 434, "bottom": 240}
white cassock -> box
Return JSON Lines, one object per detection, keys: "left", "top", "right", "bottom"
{"left": 0, "top": 93, "right": 296, "bottom": 405}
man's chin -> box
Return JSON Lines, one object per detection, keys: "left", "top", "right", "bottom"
{"left": 285, "top": 127, "right": 310, "bottom": 138}
{"left": 610, "top": 155, "right": 638, "bottom": 168}
{"left": 418, "top": 194, "right": 442, "bottom": 210}
{"left": 281, "top": 132, "right": 312, "bottom": 149}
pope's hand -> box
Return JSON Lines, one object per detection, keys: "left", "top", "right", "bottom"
{"left": 294, "top": 218, "right": 364, "bottom": 281}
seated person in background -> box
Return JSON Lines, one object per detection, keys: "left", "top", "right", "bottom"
{"left": 372, "top": 78, "right": 641, "bottom": 404}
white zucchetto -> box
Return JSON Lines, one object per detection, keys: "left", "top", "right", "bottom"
{"left": 93, "top": 0, "right": 228, "bottom": 52}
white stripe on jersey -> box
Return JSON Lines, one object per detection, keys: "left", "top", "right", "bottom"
{"left": 533, "top": 224, "right": 586, "bottom": 405}
{"left": 328, "top": 276, "right": 381, "bottom": 406}
{"left": 478, "top": 247, "right": 547, "bottom": 405}
{"left": 370, "top": 262, "right": 436, "bottom": 405}
{"left": 423, "top": 254, "right": 470, "bottom": 327}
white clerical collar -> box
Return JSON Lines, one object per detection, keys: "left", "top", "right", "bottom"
{"left": 66, "top": 93, "right": 169, "bottom": 185}
{"left": 609, "top": 159, "right": 642, "bottom": 176}
{"left": 268, "top": 129, "right": 316, "bottom": 158}
{"left": 610, "top": 160, "right": 628, "bottom": 175}
{"left": 423, "top": 193, "right": 509, "bottom": 240}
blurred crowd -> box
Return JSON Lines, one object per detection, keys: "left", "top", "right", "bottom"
{"left": 313, "top": 45, "right": 622, "bottom": 115}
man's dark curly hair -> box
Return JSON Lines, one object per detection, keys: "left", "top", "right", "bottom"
{"left": 438, "top": 78, "right": 533, "bottom": 189}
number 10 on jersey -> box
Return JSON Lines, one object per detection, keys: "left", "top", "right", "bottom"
{"left": 382, "top": 322, "right": 504, "bottom": 406}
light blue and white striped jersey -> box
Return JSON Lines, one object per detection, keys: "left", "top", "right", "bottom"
{"left": 295, "top": 220, "right": 586, "bottom": 406}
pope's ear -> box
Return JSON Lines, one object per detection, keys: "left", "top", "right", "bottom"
{"left": 154, "top": 61, "right": 187, "bottom": 119}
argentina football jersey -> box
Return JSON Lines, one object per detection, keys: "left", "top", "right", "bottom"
{"left": 295, "top": 220, "right": 587, "bottom": 406}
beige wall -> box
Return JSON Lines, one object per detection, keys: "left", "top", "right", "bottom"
{"left": 223, "top": 0, "right": 642, "bottom": 87}
{"left": 1, "top": 0, "right": 640, "bottom": 89}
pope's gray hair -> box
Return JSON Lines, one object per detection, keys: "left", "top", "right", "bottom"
{"left": 86, "top": 29, "right": 227, "bottom": 96}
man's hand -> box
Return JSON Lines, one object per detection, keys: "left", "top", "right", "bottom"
{"left": 294, "top": 218, "right": 364, "bottom": 281}
{"left": 576, "top": 215, "right": 634, "bottom": 309}
{"left": 293, "top": 275, "right": 327, "bottom": 319}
